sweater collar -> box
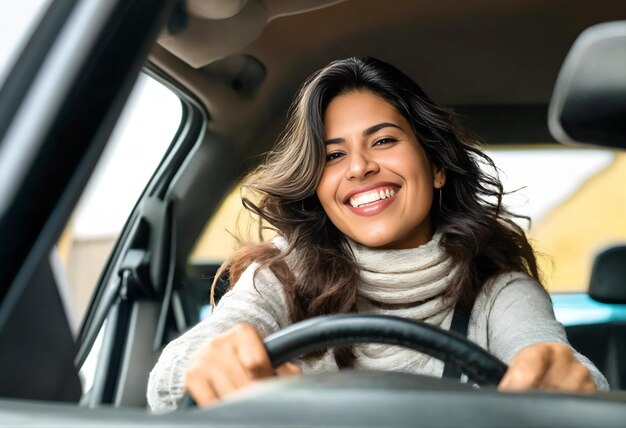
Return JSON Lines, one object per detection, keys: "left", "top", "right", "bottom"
{"left": 348, "top": 231, "right": 457, "bottom": 305}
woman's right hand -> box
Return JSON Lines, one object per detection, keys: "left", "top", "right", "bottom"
{"left": 183, "top": 323, "right": 301, "bottom": 407}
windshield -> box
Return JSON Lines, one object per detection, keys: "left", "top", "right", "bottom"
{"left": 191, "top": 145, "right": 623, "bottom": 293}
{"left": 487, "top": 146, "right": 621, "bottom": 293}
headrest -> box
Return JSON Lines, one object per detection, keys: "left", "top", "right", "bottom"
{"left": 589, "top": 245, "right": 626, "bottom": 304}
{"left": 548, "top": 21, "right": 626, "bottom": 148}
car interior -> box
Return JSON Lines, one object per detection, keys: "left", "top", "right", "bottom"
{"left": 565, "top": 245, "right": 626, "bottom": 390}
{"left": 1, "top": 0, "right": 626, "bottom": 426}
{"left": 546, "top": 19, "right": 626, "bottom": 392}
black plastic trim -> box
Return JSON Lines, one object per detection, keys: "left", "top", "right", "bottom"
{"left": 0, "top": 0, "right": 176, "bottom": 312}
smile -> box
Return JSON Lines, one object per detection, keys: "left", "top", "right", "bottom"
{"left": 348, "top": 187, "right": 397, "bottom": 208}
{"left": 343, "top": 185, "right": 400, "bottom": 217}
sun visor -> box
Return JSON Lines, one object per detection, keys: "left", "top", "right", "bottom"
{"left": 187, "top": 0, "right": 249, "bottom": 19}
{"left": 158, "top": 0, "right": 346, "bottom": 68}
{"left": 548, "top": 21, "right": 626, "bottom": 149}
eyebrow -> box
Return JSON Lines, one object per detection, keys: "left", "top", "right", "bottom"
{"left": 324, "top": 122, "right": 404, "bottom": 145}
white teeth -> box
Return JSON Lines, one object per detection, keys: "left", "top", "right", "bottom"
{"left": 349, "top": 188, "right": 397, "bottom": 208}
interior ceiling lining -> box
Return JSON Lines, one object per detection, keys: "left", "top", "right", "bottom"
{"left": 158, "top": 0, "right": 345, "bottom": 68}
{"left": 150, "top": 0, "right": 626, "bottom": 148}
{"left": 157, "top": 0, "right": 626, "bottom": 107}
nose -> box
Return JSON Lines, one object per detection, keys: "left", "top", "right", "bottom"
{"left": 345, "top": 149, "right": 379, "bottom": 180}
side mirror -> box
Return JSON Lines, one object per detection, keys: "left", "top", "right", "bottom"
{"left": 548, "top": 21, "right": 626, "bottom": 148}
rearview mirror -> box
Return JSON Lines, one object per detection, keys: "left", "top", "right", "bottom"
{"left": 549, "top": 21, "right": 626, "bottom": 148}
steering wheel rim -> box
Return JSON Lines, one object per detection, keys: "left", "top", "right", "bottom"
{"left": 264, "top": 314, "right": 507, "bottom": 386}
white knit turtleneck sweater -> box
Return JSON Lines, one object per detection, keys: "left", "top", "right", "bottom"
{"left": 147, "top": 234, "right": 608, "bottom": 413}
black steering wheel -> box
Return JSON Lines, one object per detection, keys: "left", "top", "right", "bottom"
{"left": 180, "top": 314, "right": 507, "bottom": 408}
{"left": 264, "top": 314, "right": 507, "bottom": 386}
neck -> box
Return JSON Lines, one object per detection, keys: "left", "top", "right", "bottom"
{"left": 374, "top": 222, "right": 433, "bottom": 250}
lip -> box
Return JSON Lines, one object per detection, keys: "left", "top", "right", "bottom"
{"left": 342, "top": 182, "right": 401, "bottom": 204}
{"left": 346, "top": 193, "right": 398, "bottom": 217}
{"left": 342, "top": 182, "right": 401, "bottom": 217}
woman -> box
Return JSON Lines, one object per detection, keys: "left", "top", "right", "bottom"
{"left": 147, "top": 57, "right": 607, "bottom": 412}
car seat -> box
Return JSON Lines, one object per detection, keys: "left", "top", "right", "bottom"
{"left": 565, "top": 245, "right": 626, "bottom": 389}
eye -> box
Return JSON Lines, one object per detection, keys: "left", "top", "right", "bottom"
{"left": 325, "top": 151, "right": 344, "bottom": 162}
{"left": 374, "top": 137, "right": 398, "bottom": 146}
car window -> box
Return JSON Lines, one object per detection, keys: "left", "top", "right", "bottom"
{"left": 189, "top": 145, "right": 623, "bottom": 293}
{"left": 190, "top": 182, "right": 280, "bottom": 264}
{"left": 485, "top": 146, "right": 621, "bottom": 293}
{"left": 56, "top": 73, "right": 182, "bottom": 324}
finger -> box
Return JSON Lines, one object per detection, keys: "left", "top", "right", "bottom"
{"left": 552, "top": 363, "right": 595, "bottom": 393}
{"left": 232, "top": 325, "right": 274, "bottom": 379}
{"left": 498, "top": 347, "right": 551, "bottom": 391}
{"left": 581, "top": 378, "right": 597, "bottom": 394}
{"left": 499, "top": 361, "right": 544, "bottom": 391}
{"left": 185, "top": 375, "right": 218, "bottom": 408}
{"left": 275, "top": 362, "right": 302, "bottom": 377}
{"left": 206, "top": 364, "right": 244, "bottom": 399}
{"left": 217, "top": 344, "right": 256, "bottom": 389}
{"left": 184, "top": 336, "right": 250, "bottom": 405}
{"left": 531, "top": 344, "right": 595, "bottom": 392}
{"left": 536, "top": 345, "right": 575, "bottom": 390}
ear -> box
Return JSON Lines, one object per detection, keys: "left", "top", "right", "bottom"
{"left": 432, "top": 165, "right": 446, "bottom": 189}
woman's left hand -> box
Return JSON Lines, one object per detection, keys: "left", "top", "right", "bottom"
{"left": 498, "top": 342, "right": 596, "bottom": 393}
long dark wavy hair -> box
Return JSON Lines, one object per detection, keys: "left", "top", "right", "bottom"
{"left": 212, "top": 57, "right": 540, "bottom": 368}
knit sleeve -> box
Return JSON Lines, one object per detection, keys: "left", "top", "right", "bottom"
{"left": 146, "top": 263, "right": 290, "bottom": 413}
{"left": 484, "top": 272, "right": 609, "bottom": 391}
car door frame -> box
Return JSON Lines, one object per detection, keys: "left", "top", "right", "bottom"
{"left": 0, "top": 0, "right": 177, "bottom": 402}
{"left": 75, "top": 63, "right": 209, "bottom": 407}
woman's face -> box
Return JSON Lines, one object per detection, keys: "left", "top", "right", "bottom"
{"left": 316, "top": 90, "right": 445, "bottom": 249}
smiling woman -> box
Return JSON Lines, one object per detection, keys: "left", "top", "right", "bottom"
{"left": 147, "top": 57, "right": 607, "bottom": 412}
{"left": 317, "top": 91, "right": 445, "bottom": 248}
{"left": 318, "top": 91, "right": 444, "bottom": 249}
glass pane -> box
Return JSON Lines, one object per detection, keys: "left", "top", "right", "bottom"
{"left": 487, "top": 146, "right": 623, "bottom": 293}
{"left": 78, "top": 318, "right": 107, "bottom": 398}
{"left": 189, "top": 183, "right": 277, "bottom": 263}
{"left": 56, "top": 74, "right": 182, "bottom": 323}
{"left": 190, "top": 145, "right": 623, "bottom": 294}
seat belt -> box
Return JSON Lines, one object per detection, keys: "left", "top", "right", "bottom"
{"left": 441, "top": 301, "right": 471, "bottom": 380}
